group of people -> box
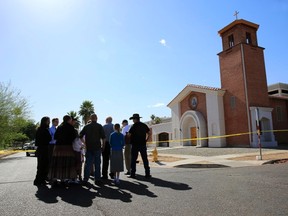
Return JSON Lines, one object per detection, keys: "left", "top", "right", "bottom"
{"left": 33, "top": 113, "right": 151, "bottom": 186}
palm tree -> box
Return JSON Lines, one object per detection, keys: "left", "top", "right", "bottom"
{"left": 67, "top": 110, "right": 81, "bottom": 129}
{"left": 78, "top": 100, "right": 95, "bottom": 125}
{"left": 154, "top": 117, "right": 162, "bottom": 124}
{"left": 150, "top": 114, "right": 162, "bottom": 125}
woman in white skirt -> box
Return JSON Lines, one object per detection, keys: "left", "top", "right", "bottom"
{"left": 109, "top": 123, "right": 125, "bottom": 184}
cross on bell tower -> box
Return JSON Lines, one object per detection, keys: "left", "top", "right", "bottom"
{"left": 234, "top": 11, "right": 239, "bottom": 20}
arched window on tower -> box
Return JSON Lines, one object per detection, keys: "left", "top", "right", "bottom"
{"left": 228, "top": 34, "right": 234, "bottom": 47}
{"left": 246, "top": 32, "right": 252, "bottom": 44}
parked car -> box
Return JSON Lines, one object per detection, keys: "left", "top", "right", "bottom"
{"left": 22, "top": 143, "right": 30, "bottom": 150}
{"left": 24, "top": 142, "right": 37, "bottom": 157}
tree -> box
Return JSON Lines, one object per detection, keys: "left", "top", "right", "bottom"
{"left": 20, "top": 120, "right": 37, "bottom": 141}
{"left": 150, "top": 114, "right": 162, "bottom": 125}
{"left": 67, "top": 110, "right": 81, "bottom": 129}
{"left": 0, "top": 82, "right": 30, "bottom": 149}
{"left": 78, "top": 100, "right": 95, "bottom": 125}
{"left": 154, "top": 117, "right": 162, "bottom": 124}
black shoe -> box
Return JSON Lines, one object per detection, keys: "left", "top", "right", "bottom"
{"left": 34, "top": 180, "right": 46, "bottom": 186}
{"left": 81, "top": 180, "right": 88, "bottom": 186}
{"left": 145, "top": 174, "right": 152, "bottom": 179}
{"left": 33, "top": 180, "right": 40, "bottom": 186}
{"left": 128, "top": 174, "right": 136, "bottom": 179}
{"left": 101, "top": 176, "right": 108, "bottom": 180}
{"left": 124, "top": 171, "right": 131, "bottom": 175}
{"left": 50, "top": 180, "right": 60, "bottom": 187}
{"left": 94, "top": 180, "right": 103, "bottom": 185}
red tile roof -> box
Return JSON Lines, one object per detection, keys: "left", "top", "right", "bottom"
{"left": 186, "top": 84, "right": 223, "bottom": 91}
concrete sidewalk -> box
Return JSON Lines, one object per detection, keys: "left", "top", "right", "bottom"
{"left": 147, "top": 146, "right": 288, "bottom": 168}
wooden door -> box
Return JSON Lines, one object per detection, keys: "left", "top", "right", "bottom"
{"left": 190, "top": 127, "right": 197, "bottom": 146}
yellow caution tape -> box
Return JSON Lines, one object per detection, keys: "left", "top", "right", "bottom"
{"left": 147, "top": 129, "right": 288, "bottom": 145}
{"left": 3, "top": 129, "right": 288, "bottom": 149}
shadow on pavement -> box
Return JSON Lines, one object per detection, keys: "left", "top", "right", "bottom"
{"left": 35, "top": 178, "right": 159, "bottom": 205}
{"left": 35, "top": 183, "right": 132, "bottom": 206}
{"left": 35, "top": 175, "right": 192, "bottom": 205}
{"left": 135, "top": 174, "right": 192, "bottom": 191}
{"left": 85, "top": 179, "right": 158, "bottom": 199}
{"left": 35, "top": 184, "right": 98, "bottom": 206}
{"left": 175, "top": 164, "right": 229, "bottom": 168}
{"left": 115, "top": 179, "right": 157, "bottom": 198}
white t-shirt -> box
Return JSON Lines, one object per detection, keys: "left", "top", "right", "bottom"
{"left": 73, "top": 138, "right": 84, "bottom": 152}
{"left": 121, "top": 124, "right": 130, "bottom": 136}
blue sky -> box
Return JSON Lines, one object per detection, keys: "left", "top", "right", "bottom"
{"left": 1, "top": 0, "right": 288, "bottom": 125}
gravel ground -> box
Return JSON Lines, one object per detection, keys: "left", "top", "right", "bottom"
{"left": 151, "top": 145, "right": 288, "bottom": 157}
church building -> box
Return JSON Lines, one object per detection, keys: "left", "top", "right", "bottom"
{"left": 149, "top": 18, "right": 288, "bottom": 148}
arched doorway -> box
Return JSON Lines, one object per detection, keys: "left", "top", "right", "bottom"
{"left": 158, "top": 132, "right": 169, "bottom": 147}
{"left": 179, "top": 110, "right": 207, "bottom": 147}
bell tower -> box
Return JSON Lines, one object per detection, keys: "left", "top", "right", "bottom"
{"left": 218, "top": 19, "right": 274, "bottom": 146}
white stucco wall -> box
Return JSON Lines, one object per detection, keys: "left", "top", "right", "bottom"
{"left": 250, "top": 107, "right": 277, "bottom": 148}
{"left": 151, "top": 122, "right": 172, "bottom": 134}
{"left": 150, "top": 122, "right": 172, "bottom": 146}
{"left": 206, "top": 93, "right": 226, "bottom": 147}
{"left": 170, "top": 103, "right": 181, "bottom": 147}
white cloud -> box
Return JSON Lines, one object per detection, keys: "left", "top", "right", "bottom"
{"left": 147, "top": 103, "right": 165, "bottom": 108}
{"left": 159, "top": 39, "right": 166, "bottom": 46}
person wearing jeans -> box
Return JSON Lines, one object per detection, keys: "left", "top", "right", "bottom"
{"left": 84, "top": 149, "right": 101, "bottom": 182}
{"left": 102, "top": 116, "right": 114, "bottom": 179}
{"left": 80, "top": 114, "right": 105, "bottom": 184}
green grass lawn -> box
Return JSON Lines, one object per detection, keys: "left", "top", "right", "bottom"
{"left": 0, "top": 150, "right": 22, "bottom": 158}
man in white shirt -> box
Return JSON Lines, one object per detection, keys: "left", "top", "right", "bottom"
{"left": 48, "top": 118, "right": 59, "bottom": 174}
{"left": 121, "top": 119, "right": 131, "bottom": 175}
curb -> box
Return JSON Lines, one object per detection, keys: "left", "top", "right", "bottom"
{"left": 0, "top": 152, "right": 17, "bottom": 159}
{"left": 262, "top": 158, "right": 288, "bottom": 165}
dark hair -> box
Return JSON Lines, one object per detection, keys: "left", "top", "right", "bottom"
{"left": 114, "top": 123, "right": 120, "bottom": 130}
{"left": 63, "top": 115, "right": 72, "bottom": 123}
{"left": 122, "top": 119, "right": 128, "bottom": 124}
{"left": 106, "top": 116, "right": 112, "bottom": 123}
{"left": 40, "top": 116, "right": 50, "bottom": 128}
{"left": 52, "top": 118, "right": 59, "bottom": 123}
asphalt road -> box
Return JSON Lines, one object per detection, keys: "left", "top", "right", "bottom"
{"left": 0, "top": 152, "right": 288, "bottom": 216}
